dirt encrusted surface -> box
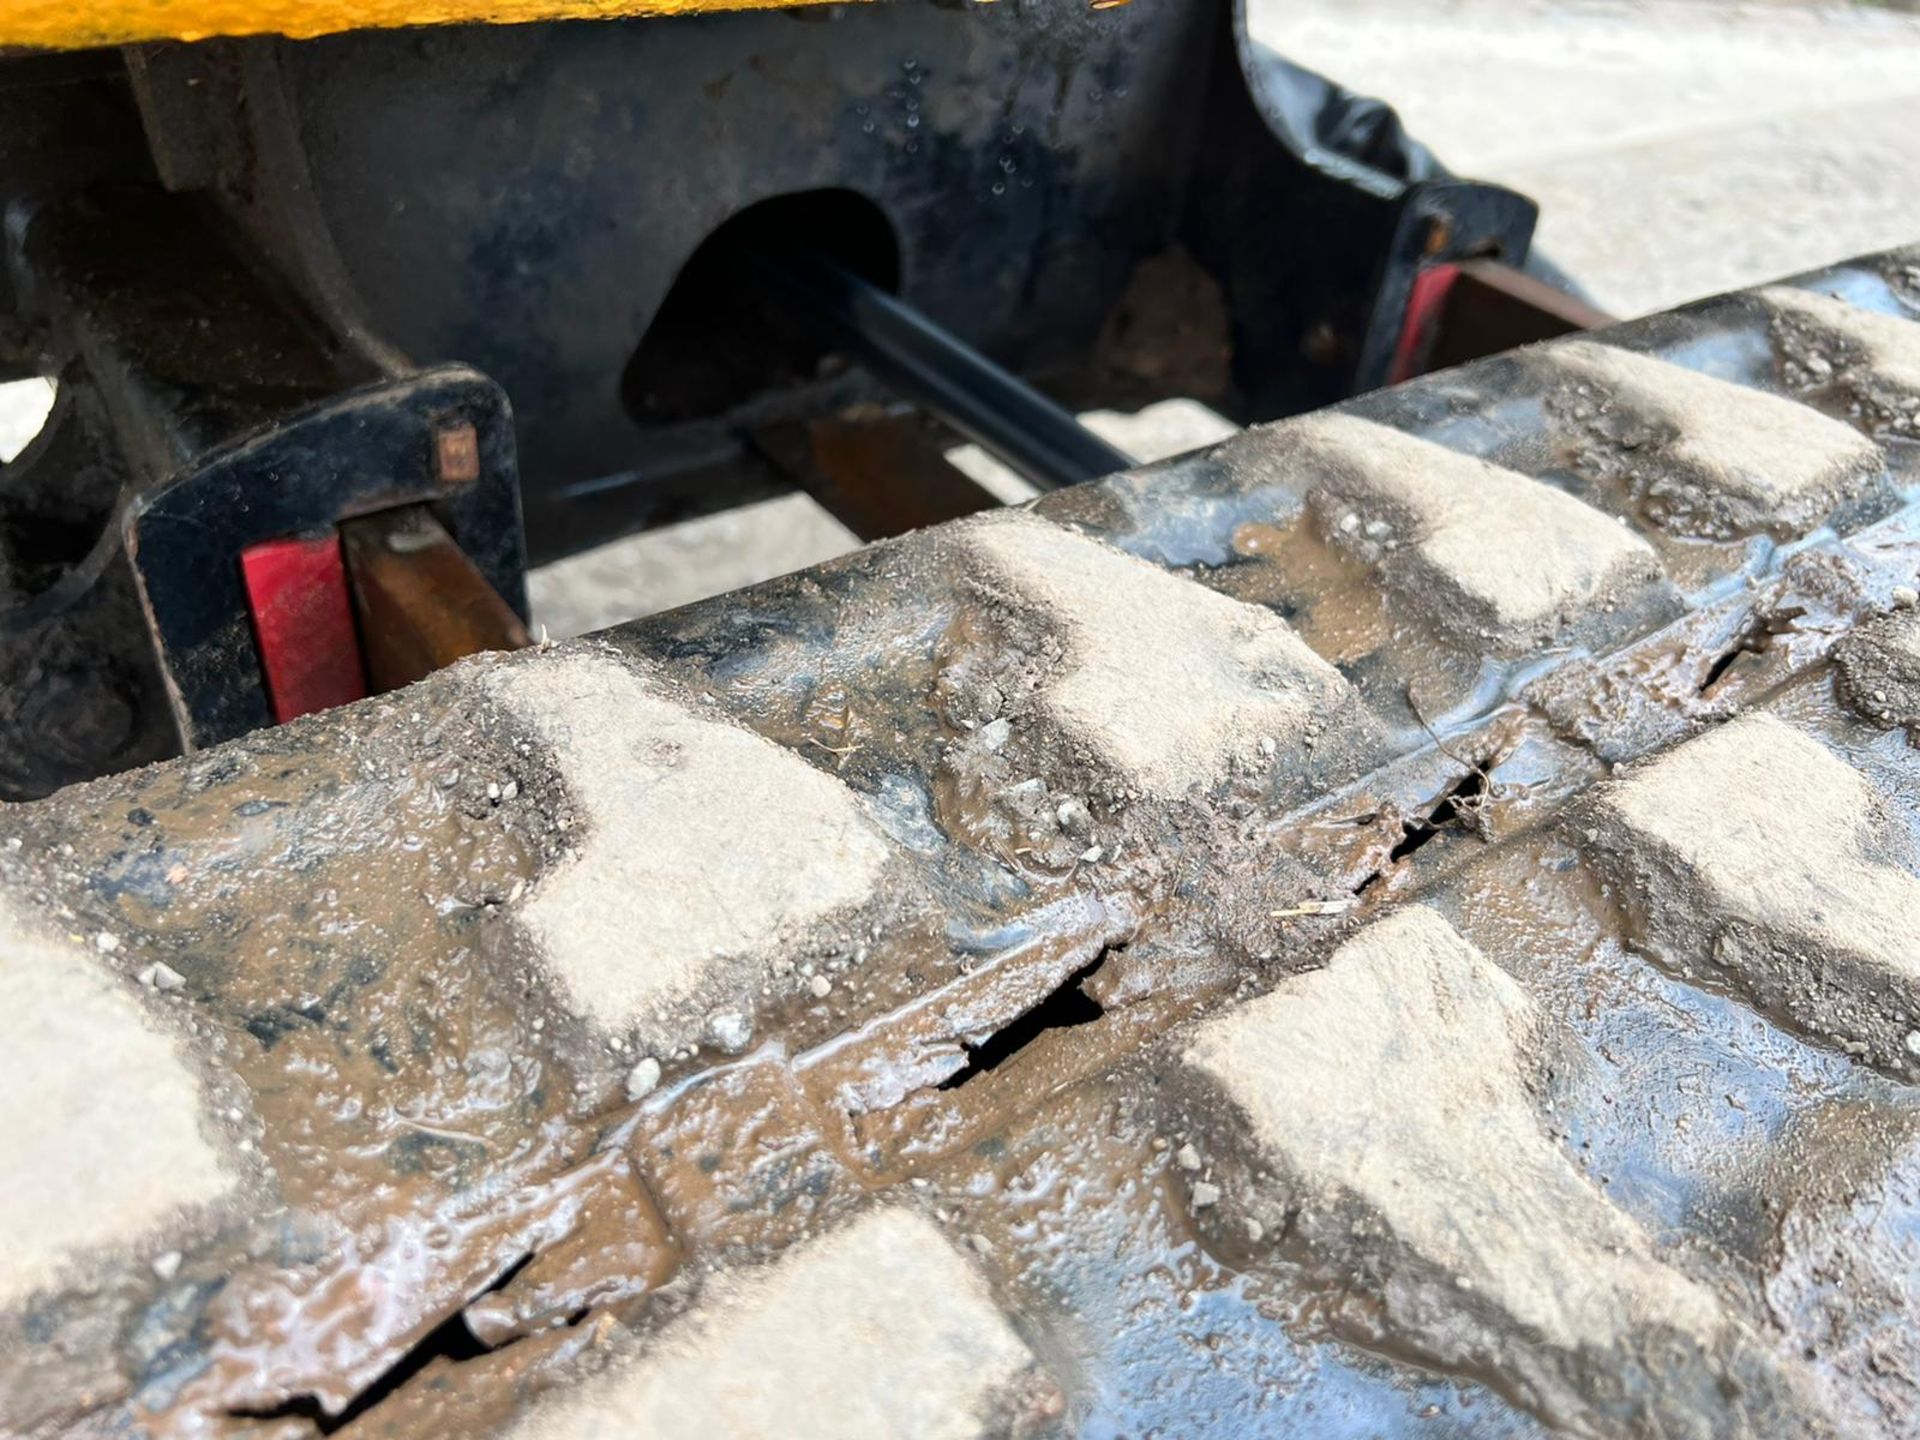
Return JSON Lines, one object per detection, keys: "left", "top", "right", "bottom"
{"left": 1591, "top": 712, "right": 1920, "bottom": 1077}
{"left": 1834, "top": 599, "right": 1920, "bottom": 731}
{"left": 1178, "top": 907, "right": 1805, "bottom": 1438}
{"left": 1766, "top": 283, "right": 1920, "bottom": 441}
{"left": 7, "top": 252, "right": 1920, "bottom": 1439}
{"left": 1247, "top": 411, "right": 1672, "bottom": 658}
{"left": 1538, "top": 335, "right": 1891, "bottom": 542}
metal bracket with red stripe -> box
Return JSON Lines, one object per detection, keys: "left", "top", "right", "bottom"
{"left": 127, "top": 365, "right": 528, "bottom": 748}
{"left": 1387, "top": 258, "right": 1614, "bottom": 385}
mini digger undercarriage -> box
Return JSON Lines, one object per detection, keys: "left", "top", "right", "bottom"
{"left": 0, "top": 0, "right": 1576, "bottom": 796}
{"left": 6, "top": 4, "right": 1920, "bottom": 1440}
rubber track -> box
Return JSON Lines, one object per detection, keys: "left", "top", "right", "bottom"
{"left": 6, "top": 247, "right": 1920, "bottom": 1439}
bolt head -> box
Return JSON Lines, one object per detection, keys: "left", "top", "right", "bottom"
{"left": 434, "top": 422, "right": 481, "bottom": 486}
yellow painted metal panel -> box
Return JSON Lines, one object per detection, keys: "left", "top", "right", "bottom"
{"left": 2, "top": 0, "right": 840, "bottom": 50}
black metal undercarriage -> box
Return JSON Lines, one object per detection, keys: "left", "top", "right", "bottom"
{"left": 0, "top": 0, "right": 1558, "bottom": 799}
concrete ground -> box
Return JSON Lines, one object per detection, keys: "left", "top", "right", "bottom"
{"left": 10, "top": 1, "right": 1920, "bottom": 637}
{"left": 1263, "top": 0, "right": 1920, "bottom": 319}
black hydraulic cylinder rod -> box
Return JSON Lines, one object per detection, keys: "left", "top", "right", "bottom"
{"left": 735, "top": 246, "right": 1132, "bottom": 491}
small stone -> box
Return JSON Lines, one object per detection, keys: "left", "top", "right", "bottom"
{"left": 1190, "top": 1181, "right": 1221, "bottom": 1210}
{"left": 502, "top": 779, "right": 520, "bottom": 801}
{"left": 978, "top": 718, "right": 1012, "bottom": 752}
{"left": 705, "top": 1010, "right": 753, "bottom": 1053}
{"left": 624, "top": 1056, "right": 662, "bottom": 1101}
{"left": 1337, "top": 511, "right": 1361, "bottom": 534}
{"left": 1363, "top": 518, "right": 1392, "bottom": 540}
{"left": 1904, "top": 1030, "right": 1920, "bottom": 1058}
{"left": 1244, "top": 1218, "right": 1265, "bottom": 1244}
{"left": 968, "top": 1234, "right": 992, "bottom": 1256}
{"left": 94, "top": 932, "right": 119, "bottom": 953}
{"left": 1175, "top": 1143, "right": 1202, "bottom": 1173}
{"left": 809, "top": 974, "right": 833, "bottom": 999}
{"left": 487, "top": 781, "right": 502, "bottom": 801}
{"left": 1257, "top": 735, "right": 1277, "bottom": 757}
{"left": 137, "top": 961, "right": 186, "bottom": 993}
{"left": 1079, "top": 845, "right": 1104, "bottom": 865}
{"left": 151, "top": 1250, "right": 182, "bottom": 1281}
{"left": 1055, "top": 798, "right": 1092, "bottom": 836}
{"left": 1893, "top": 586, "right": 1918, "bottom": 609}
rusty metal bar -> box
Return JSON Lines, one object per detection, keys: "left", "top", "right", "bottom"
{"left": 1425, "top": 258, "right": 1615, "bottom": 372}
{"left": 753, "top": 407, "right": 1006, "bottom": 542}
{"left": 339, "top": 504, "right": 531, "bottom": 693}
{"left": 736, "top": 247, "right": 1132, "bottom": 491}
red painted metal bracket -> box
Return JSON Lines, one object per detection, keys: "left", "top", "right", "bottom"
{"left": 240, "top": 533, "right": 368, "bottom": 724}
{"left": 1389, "top": 258, "right": 1616, "bottom": 385}
{"left": 1388, "top": 262, "right": 1462, "bottom": 385}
